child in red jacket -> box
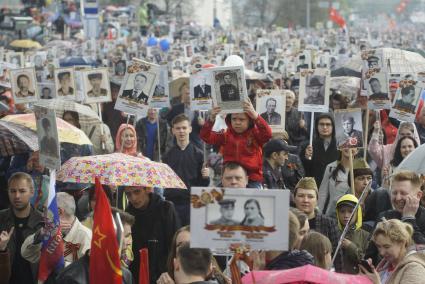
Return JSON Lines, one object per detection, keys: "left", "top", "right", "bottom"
{"left": 200, "top": 100, "right": 272, "bottom": 188}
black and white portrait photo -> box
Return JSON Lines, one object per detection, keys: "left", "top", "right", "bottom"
{"left": 114, "top": 60, "right": 127, "bottom": 77}
{"left": 296, "top": 54, "right": 310, "bottom": 71}
{"left": 115, "top": 60, "right": 160, "bottom": 117}
{"left": 254, "top": 58, "right": 265, "bottom": 73}
{"left": 368, "top": 75, "right": 389, "bottom": 101}
{"left": 38, "top": 82, "right": 56, "bottom": 100}
{"left": 211, "top": 66, "right": 247, "bottom": 113}
{"left": 298, "top": 69, "right": 330, "bottom": 113}
{"left": 6, "top": 52, "right": 24, "bottom": 67}
{"left": 334, "top": 108, "right": 363, "bottom": 149}
{"left": 54, "top": 67, "right": 76, "bottom": 99}
{"left": 10, "top": 68, "right": 38, "bottom": 104}
{"left": 190, "top": 70, "right": 213, "bottom": 111}
{"left": 34, "top": 106, "right": 61, "bottom": 170}
{"left": 272, "top": 58, "right": 285, "bottom": 74}
{"left": 82, "top": 69, "right": 111, "bottom": 104}
{"left": 256, "top": 89, "right": 286, "bottom": 132}
{"left": 304, "top": 75, "right": 325, "bottom": 105}
{"left": 393, "top": 84, "right": 418, "bottom": 113}
{"left": 190, "top": 187, "right": 290, "bottom": 251}
{"left": 121, "top": 73, "right": 150, "bottom": 104}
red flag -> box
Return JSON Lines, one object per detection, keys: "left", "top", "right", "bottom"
{"left": 329, "top": 8, "right": 346, "bottom": 28}
{"left": 89, "top": 178, "right": 123, "bottom": 284}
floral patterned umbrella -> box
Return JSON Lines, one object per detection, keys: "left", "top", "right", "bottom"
{"left": 56, "top": 153, "right": 187, "bottom": 189}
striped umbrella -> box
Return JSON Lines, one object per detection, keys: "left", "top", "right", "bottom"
{"left": 0, "top": 120, "right": 39, "bottom": 156}
{"left": 34, "top": 99, "right": 101, "bottom": 127}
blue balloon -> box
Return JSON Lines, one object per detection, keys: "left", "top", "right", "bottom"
{"left": 147, "top": 37, "right": 158, "bottom": 47}
{"left": 159, "top": 39, "right": 170, "bottom": 51}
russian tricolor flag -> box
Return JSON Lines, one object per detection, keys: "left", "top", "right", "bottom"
{"left": 38, "top": 170, "right": 64, "bottom": 282}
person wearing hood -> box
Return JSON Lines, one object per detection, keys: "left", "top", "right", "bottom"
{"left": 368, "top": 121, "right": 420, "bottom": 188}
{"left": 125, "top": 186, "right": 179, "bottom": 283}
{"left": 115, "top": 124, "right": 143, "bottom": 157}
{"left": 335, "top": 194, "right": 370, "bottom": 274}
{"left": 200, "top": 100, "right": 272, "bottom": 189}
{"left": 301, "top": 113, "right": 339, "bottom": 187}
{"left": 360, "top": 219, "right": 425, "bottom": 284}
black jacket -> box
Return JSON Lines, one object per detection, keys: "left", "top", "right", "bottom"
{"left": 365, "top": 206, "right": 425, "bottom": 265}
{"left": 266, "top": 250, "right": 314, "bottom": 270}
{"left": 0, "top": 207, "right": 43, "bottom": 284}
{"left": 300, "top": 113, "right": 338, "bottom": 186}
{"left": 135, "top": 117, "right": 168, "bottom": 161}
{"left": 55, "top": 253, "right": 133, "bottom": 284}
{"left": 263, "top": 160, "right": 285, "bottom": 189}
{"left": 363, "top": 188, "right": 392, "bottom": 231}
{"left": 126, "top": 193, "right": 179, "bottom": 283}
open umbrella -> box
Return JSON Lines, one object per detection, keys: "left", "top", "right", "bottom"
{"left": 9, "top": 39, "right": 42, "bottom": 49}
{"left": 396, "top": 143, "right": 425, "bottom": 174}
{"left": 331, "top": 67, "right": 362, "bottom": 78}
{"left": 56, "top": 153, "right": 187, "bottom": 188}
{"left": 60, "top": 57, "right": 97, "bottom": 67}
{"left": 242, "top": 265, "right": 372, "bottom": 284}
{"left": 0, "top": 120, "right": 39, "bottom": 156}
{"left": 34, "top": 99, "right": 101, "bottom": 127}
{"left": 2, "top": 114, "right": 92, "bottom": 145}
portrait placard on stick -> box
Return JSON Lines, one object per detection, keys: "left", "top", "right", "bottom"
{"left": 334, "top": 108, "right": 364, "bottom": 149}
{"left": 34, "top": 106, "right": 61, "bottom": 170}
{"left": 190, "top": 70, "right": 213, "bottom": 111}
{"left": 298, "top": 68, "right": 330, "bottom": 113}
{"left": 54, "top": 67, "right": 77, "bottom": 101}
{"left": 367, "top": 72, "right": 391, "bottom": 109}
{"left": 211, "top": 66, "right": 248, "bottom": 114}
{"left": 150, "top": 64, "right": 170, "bottom": 109}
{"left": 115, "top": 59, "right": 160, "bottom": 117}
{"left": 390, "top": 79, "right": 422, "bottom": 123}
{"left": 81, "top": 68, "right": 112, "bottom": 104}
{"left": 190, "top": 187, "right": 289, "bottom": 251}
{"left": 256, "top": 89, "right": 286, "bottom": 133}
{"left": 10, "top": 67, "right": 39, "bottom": 104}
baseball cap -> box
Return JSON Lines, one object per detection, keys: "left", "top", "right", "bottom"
{"left": 263, "top": 139, "right": 297, "bottom": 157}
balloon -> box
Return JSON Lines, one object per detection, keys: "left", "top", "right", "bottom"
{"left": 147, "top": 37, "right": 158, "bottom": 47}
{"left": 159, "top": 39, "right": 170, "bottom": 51}
{"left": 224, "top": 55, "right": 245, "bottom": 67}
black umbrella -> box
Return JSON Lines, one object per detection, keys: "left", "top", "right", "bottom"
{"left": 331, "top": 67, "right": 361, "bottom": 78}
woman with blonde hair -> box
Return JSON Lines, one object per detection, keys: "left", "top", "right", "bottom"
{"left": 299, "top": 231, "right": 333, "bottom": 270}
{"left": 360, "top": 219, "right": 425, "bottom": 284}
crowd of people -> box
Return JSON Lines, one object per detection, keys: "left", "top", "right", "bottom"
{"left": 1, "top": 3, "right": 425, "bottom": 284}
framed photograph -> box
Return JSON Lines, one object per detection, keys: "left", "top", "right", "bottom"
{"left": 367, "top": 72, "right": 391, "bottom": 109}
{"left": 390, "top": 80, "right": 422, "bottom": 123}
{"left": 114, "top": 60, "right": 127, "bottom": 77}
{"left": 211, "top": 66, "right": 248, "bottom": 113}
{"left": 184, "top": 44, "right": 194, "bottom": 59}
{"left": 45, "top": 60, "right": 59, "bottom": 81}
{"left": 298, "top": 68, "right": 330, "bottom": 113}
{"left": 173, "top": 58, "right": 184, "bottom": 71}
{"left": 81, "top": 68, "right": 112, "bottom": 104}
{"left": 6, "top": 52, "right": 24, "bottom": 68}
{"left": 296, "top": 51, "right": 311, "bottom": 72}
{"left": 253, "top": 57, "right": 267, "bottom": 73}
{"left": 361, "top": 49, "right": 382, "bottom": 73}
{"left": 272, "top": 58, "right": 286, "bottom": 74}
{"left": 34, "top": 105, "right": 61, "bottom": 170}
{"left": 334, "top": 108, "right": 364, "bottom": 149}
{"left": 150, "top": 64, "right": 170, "bottom": 109}
{"left": 115, "top": 59, "right": 160, "bottom": 117}
{"left": 256, "top": 89, "right": 286, "bottom": 133}
{"left": 54, "top": 67, "right": 77, "bottom": 101}
{"left": 9, "top": 67, "right": 39, "bottom": 104}
{"left": 190, "top": 187, "right": 290, "bottom": 251}
{"left": 388, "top": 73, "right": 402, "bottom": 104}
{"left": 38, "top": 82, "right": 56, "bottom": 100}
{"left": 190, "top": 70, "right": 213, "bottom": 111}
{"left": 315, "top": 53, "right": 330, "bottom": 69}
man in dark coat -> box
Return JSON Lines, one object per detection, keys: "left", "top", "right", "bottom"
{"left": 0, "top": 172, "right": 43, "bottom": 284}
{"left": 194, "top": 77, "right": 211, "bottom": 99}
{"left": 125, "top": 187, "right": 179, "bottom": 283}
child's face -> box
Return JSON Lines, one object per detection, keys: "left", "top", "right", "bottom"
{"left": 231, "top": 113, "right": 250, "bottom": 133}
{"left": 337, "top": 205, "right": 356, "bottom": 226}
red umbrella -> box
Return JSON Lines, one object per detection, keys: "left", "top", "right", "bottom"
{"left": 241, "top": 265, "right": 372, "bottom": 284}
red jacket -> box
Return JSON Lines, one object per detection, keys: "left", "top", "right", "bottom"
{"left": 200, "top": 115, "right": 272, "bottom": 182}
